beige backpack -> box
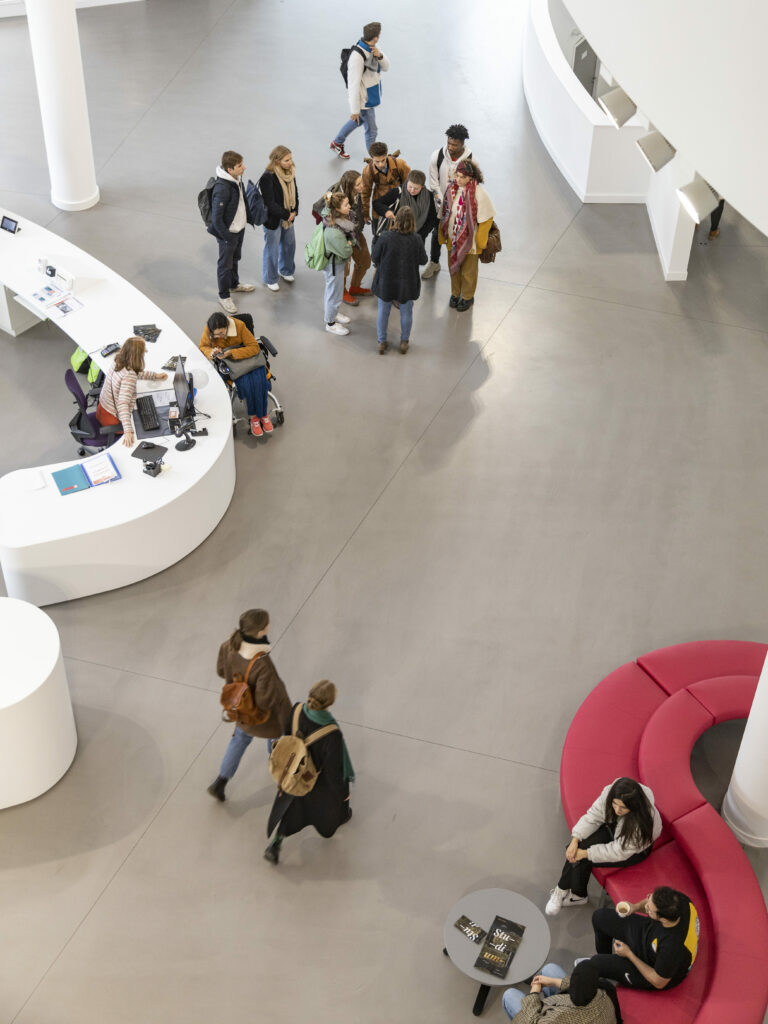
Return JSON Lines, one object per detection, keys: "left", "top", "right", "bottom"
{"left": 268, "top": 703, "right": 338, "bottom": 797}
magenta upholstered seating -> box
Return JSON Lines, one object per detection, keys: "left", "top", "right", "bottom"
{"left": 636, "top": 640, "right": 767, "bottom": 695}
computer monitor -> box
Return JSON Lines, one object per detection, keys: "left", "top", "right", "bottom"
{"left": 172, "top": 357, "right": 195, "bottom": 421}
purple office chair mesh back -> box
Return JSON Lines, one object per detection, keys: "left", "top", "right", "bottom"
{"left": 65, "top": 368, "right": 118, "bottom": 452}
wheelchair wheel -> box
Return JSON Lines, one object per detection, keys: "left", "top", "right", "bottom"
{"left": 275, "top": 410, "right": 285, "bottom": 426}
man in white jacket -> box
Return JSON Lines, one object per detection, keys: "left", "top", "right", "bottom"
{"left": 330, "top": 22, "right": 389, "bottom": 159}
{"left": 422, "top": 124, "right": 473, "bottom": 280}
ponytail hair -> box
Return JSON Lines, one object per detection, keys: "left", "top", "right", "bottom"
{"left": 228, "top": 608, "right": 269, "bottom": 652}
{"left": 306, "top": 679, "right": 337, "bottom": 711}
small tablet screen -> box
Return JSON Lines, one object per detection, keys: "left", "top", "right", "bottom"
{"left": 1, "top": 215, "right": 18, "bottom": 234}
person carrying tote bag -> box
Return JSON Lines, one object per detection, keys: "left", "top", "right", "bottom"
{"left": 199, "top": 311, "right": 273, "bottom": 437}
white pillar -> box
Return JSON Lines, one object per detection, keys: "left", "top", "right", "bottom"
{"left": 25, "top": 0, "right": 99, "bottom": 211}
{"left": 645, "top": 154, "right": 696, "bottom": 282}
{"left": 723, "top": 652, "right": 768, "bottom": 847}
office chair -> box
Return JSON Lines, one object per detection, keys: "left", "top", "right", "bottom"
{"left": 64, "top": 369, "right": 121, "bottom": 456}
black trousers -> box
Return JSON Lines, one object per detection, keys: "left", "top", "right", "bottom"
{"left": 557, "top": 824, "right": 651, "bottom": 897}
{"left": 590, "top": 907, "right": 660, "bottom": 989}
{"left": 428, "top": 225, "right": 441, "bottom": 264}
{"left": 217, "top": 229, "right": 244, "bottom": 297}
{"left": 710, "top": 198, "right": 725, "bottom": 233}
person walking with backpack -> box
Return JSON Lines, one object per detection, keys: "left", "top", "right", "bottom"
{"left": 264, "top": 680, "right": 354, "bottom": 864}
{"left": 206, "top": 609, "right": 292, "bottom": 802}
{"left": 209, "top": 150, "right": 256, "bottom": 314}
{"left": 439, "top": 159, "right": 496, "bottom": 312}
{"left": 423, "top": 124, "right": 474, "bottom": 279}
{"left": 258, "top": 146, "right": 299, "bottom": 292}
{"left": 330, "top": 22, "right": 389, "bottom": 159}
{"left": 371, "top": 206, "right": 427, "bottom": 354}
{"left": 321, "top": 192, "right": 356, "bottom": 336}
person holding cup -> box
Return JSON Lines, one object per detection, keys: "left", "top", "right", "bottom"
{"left": 546, "top": 777, "right": 661, "bottom": 916}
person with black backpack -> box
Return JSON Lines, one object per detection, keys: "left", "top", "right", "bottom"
{"left": 264, "top": 680, "right": 354, "bottom": 865}
{"left": 330, "top": 21, "right": 389, "bottom": 160}
{"left": 423, "top": 124, "right": 474, "bottom": 280}
{"left": 208, "top": 150, "right": 256, "bottom": 313}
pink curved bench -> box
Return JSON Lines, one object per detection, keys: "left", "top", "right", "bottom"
{"left": 560, "top": 641, "right": 768, "bottom": 1024}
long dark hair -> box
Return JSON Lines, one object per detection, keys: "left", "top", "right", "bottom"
{"left": 604, "top": 777, "right": 655, "bottom": 850}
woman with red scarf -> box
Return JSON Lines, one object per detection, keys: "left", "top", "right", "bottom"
{"left": 438, "top": 159, "right": 495, "bottom": 311}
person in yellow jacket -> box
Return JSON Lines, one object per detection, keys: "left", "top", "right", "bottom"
{"left": 438, "top": 159, "right": 495, "bottom": 311}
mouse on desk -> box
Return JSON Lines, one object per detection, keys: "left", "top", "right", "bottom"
{"left": 140, "top": 441, "right": 154, "bottom": 450}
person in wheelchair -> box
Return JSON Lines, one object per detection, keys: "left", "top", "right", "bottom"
{"left": 199, "top": 311, "right": 273, "bottom": 436}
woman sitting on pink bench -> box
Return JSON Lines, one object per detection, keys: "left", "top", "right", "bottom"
{"left": 546, "top": 777, "right": 661, "bottom": 916}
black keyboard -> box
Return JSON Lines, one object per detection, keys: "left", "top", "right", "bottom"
{"left": 136, "top": 395, "right": 160, "bottom": 431}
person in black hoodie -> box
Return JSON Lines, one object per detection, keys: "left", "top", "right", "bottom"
{"left": 209, "top": 150, "right": 255, "bottom": 314}
{"left": 371, "top": 205, "right": 427, "bottom": 354}
{"left": 258, "top": 145, "right": 299, "bottom": 292}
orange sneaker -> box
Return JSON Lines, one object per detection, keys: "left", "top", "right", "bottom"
{"left": 349, "top": 286, "right": 371, "bottom": 296}
{"left": 260, "top": 416, "right": 274, "bottom": 433}
{"left": 343, "top": 289, "right": 360, "bottom": 306}
{"left": 249, "top": 416, "right": 263, "bottom": 437}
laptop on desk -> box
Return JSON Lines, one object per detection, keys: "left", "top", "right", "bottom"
{"left": 132, "top": 388, "right": 176, "bottom": 439}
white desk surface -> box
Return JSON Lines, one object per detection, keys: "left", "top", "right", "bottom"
{"left": 0, "top": 597, "right": 61, "bottom": 706}
{"left": 0, "top": 209, "right": 236, "bottom": 604}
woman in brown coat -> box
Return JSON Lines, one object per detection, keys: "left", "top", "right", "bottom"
{"left": 207, "top": 609, "right": 292, "bottom": 801}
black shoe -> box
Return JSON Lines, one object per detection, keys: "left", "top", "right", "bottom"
{"left": 207, "top": 776, "right": 227, "bottom": 802}
{"left": 456, "top": 298, "right": 474, "bottom": 312}
{"left": 449, "top": 295, "right": 460, "bottom": 309}
{"left": 342, "top": 805, "right": 353, "bottom": 824}
{"left": 263, "top": 841, "right": 281, "bottom": 864}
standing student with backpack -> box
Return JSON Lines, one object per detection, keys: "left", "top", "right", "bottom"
{"left": 264, "top": 680, "right": 354, "bottom": 864}
{"left": 209, "top": 150, "right": 257, "bottom": 313}
{"left": 207, "top": 609, "right": 292, "bottom": 802}
{"left": 320, "top": 192, "right": 356, "bottom": 335}
{"left": 330, "top": 22, "right": 389, "bottom": 159}
{"left": 423, "top": 124, "right": 474, "bottom": 279}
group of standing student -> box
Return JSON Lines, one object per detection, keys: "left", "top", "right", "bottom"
{"left": 501, "top": 777, "right": 699, "bottom": 1022}
{"left": 207, "top": 609, "right": 354, "bottom": 865}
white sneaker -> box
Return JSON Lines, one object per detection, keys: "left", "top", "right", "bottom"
{"left": 231, "top": 282, "right": 255, "bottom": 292}
{"left": 574, "top": 957, "right": 591, "bottom": 968}
{"left": 335, "top": 311, "right": 351, "bottom": 324}
{"left": 562, "top": 893, "right": 588, "bottom": 908}
{"left": 422, "top": 261, "right": 441, "bottom": 280}
{"left": 279, "top": 274, "right": 295, "bottom": 282}
{"left": 266, "top": 282, "right": 280, "bottom": 292}
{"left": 325, "top": 321, "right": 349, "bottom": 336}
{"left": 545, "top": 887, "right": 568, "bottom": 916}
{"left": 219, "top": 296, "right": 237, "bottom": 313}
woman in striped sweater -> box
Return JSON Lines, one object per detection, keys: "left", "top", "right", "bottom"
{"left": 96, "top": 336, "right": 167, "bottom": 447}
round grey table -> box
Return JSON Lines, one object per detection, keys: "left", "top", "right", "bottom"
{"left": 443, "top": 888, "right": 551, "bottom": 1016}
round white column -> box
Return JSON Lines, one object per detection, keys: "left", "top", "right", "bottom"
{"left": 723, "top": 651, "right": 768, "bottom": 847}
{"left": 0, "top": 597, "right": 77, "bottom": 808}
{"left": 25, "top": 0, "right": 100, "bottom": 211}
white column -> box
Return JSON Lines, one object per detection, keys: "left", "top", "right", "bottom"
{"left": 645, "top": 154, "right": 696, "bottom": 281}
{"left": 25, "top": 0, "right": 99, "bottom": 211}
{"left": 723, "top": 652, "right": 768, "bottom": 847}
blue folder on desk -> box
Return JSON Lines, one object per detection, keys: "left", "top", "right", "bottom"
{"left": 52, "top": 464, "right": 90, "bottom": 496}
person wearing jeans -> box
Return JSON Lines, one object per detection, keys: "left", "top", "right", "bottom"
{"left": 258, "top": 146, "right": 299, "bottom": 291}
{"left": 321, "top": 192, "right": 355, "bottom": 336}
{"left": 330, "top": 22, "right": 389, "bottom": 160}
{"left": 209, "top": 149, "right": 256, "bottom": 313}
{"left": 371, "top": 205, "right": 427, "bottom": 354}
{"left": 502, "top": 961, "right": 619, "bottom": 1022}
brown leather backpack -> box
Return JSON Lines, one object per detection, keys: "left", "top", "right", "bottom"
{"left": 479, "top": 221, "right": 502, "bottom": 264}
{"left": 220, "top": 653, "right": 271, "bottom": 728}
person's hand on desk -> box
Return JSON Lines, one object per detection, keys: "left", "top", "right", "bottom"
{"left": 122, "top": 430, "right": 135, "bottom": 447}
{"left": 158, "top": 372, "right": 168, "bottom": 381}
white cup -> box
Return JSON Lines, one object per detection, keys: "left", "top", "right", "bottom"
{"left": 616, "top": 901, "right": 631, "bottom": 917}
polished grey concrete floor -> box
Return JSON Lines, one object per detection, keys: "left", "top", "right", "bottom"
{"left": 1, "top": 1, "right": 767, "bottom": 1022}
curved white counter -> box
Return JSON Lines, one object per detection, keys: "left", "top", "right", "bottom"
{"left": 0, "top": 210, "right": 236, "bottom": 606}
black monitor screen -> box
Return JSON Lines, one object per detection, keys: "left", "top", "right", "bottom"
{"left": 172, "top": 357, "right": 194, "bottom": 420}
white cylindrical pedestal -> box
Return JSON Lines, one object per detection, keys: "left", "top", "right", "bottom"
{"left": 0, "top": 597, "right": 77, "bottom": 808}
{"left": 25, "top": 0, "right": 100, "bottom": 211}
{"left": 723, "top": 652, "right": 768, "bottom": 847}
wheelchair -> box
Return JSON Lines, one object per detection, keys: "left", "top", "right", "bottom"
{"left": 213, "top": 312, "right": 285, "bottom": 436}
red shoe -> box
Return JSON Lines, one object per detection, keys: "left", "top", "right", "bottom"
{"left": 349, "top": 286, "right": 371, "bottom": 296}
{"left": 260, "top": 416, "right": 274, "bottom": 434}
{"left": 343, "top": 289, "right": 360, "bottom": 306}
{"left": 329, "top": 141, "right": 350, "bottom": 160}
{"left": 249, "top": 416, "right": 263, "bottom": 437}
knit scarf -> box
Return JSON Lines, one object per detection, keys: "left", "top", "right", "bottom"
{"left": 441, "top": 180, "right": 477, "bottom": 274}
{"left": 273, "top": 164, "right": 296, "bottom": 229}
{"left": 399, "top": 185, "right": 432, "bottom": 233}
{"left": 303, "top": 705, "right": 355, "bottom": 783}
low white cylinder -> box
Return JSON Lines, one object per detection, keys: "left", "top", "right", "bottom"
{"left": 24, "top": 0, "right": 100, "bottom": 211}
{"left": 722, "top": 651, "right": 768, "bottom": 847}
{"left": 0, "top": 597, "right": 77, "bottom": 808}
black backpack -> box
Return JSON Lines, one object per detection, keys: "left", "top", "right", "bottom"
{"left": 197, "top": 176, "right": 216, "bottom": 226}
{"left": 339, "top": 43, "right": 365, "bottom": 86}
{"left": 436, "top": 147, "right": 472, "bottom": 175}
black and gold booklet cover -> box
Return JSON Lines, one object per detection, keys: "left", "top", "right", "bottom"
{"left": 473, "top": 916, "right": 526, "bottom": 978}
{"left": 453, "top": 915, "right": 487, "bottom": 944}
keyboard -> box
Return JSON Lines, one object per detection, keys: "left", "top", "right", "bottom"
{"left": 136, "top": 395, "right": 160, "bottom": 431}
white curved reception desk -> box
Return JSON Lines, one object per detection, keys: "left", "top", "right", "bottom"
{"left": 0, "top": 210, "right": 235, "bottom": 606}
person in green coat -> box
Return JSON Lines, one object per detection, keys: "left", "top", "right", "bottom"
{"left": 322, "top": 192, "right": 355, "bottom": 336}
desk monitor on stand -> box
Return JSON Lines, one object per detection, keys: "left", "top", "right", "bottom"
{"left": 172, "top": 356, "right": 196, "bottom": 451}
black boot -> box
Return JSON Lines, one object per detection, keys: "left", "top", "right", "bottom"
{"left": 207, "top": 776, "right": 228, "bottom": 802}
{"left": 264, "top": 838, "right": 282, "bottom": 864}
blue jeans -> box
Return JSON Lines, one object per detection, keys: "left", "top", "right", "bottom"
{"left": 502, "top": 963, "right": 566, "bottom": 1019}
{"left": 323, "top": 261, "right": 346, "bottom": 323}
{"left": 219, "top": 726, "right": 273, "bottom": 779}
{"left": 377, "top": 299, "right": 413, "bottom": 342}
{"left": 334, "top": 107, "right": 378, "bottom": 152}
{"left": 262, "top": 224, "right": 296, "bottom": 285}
